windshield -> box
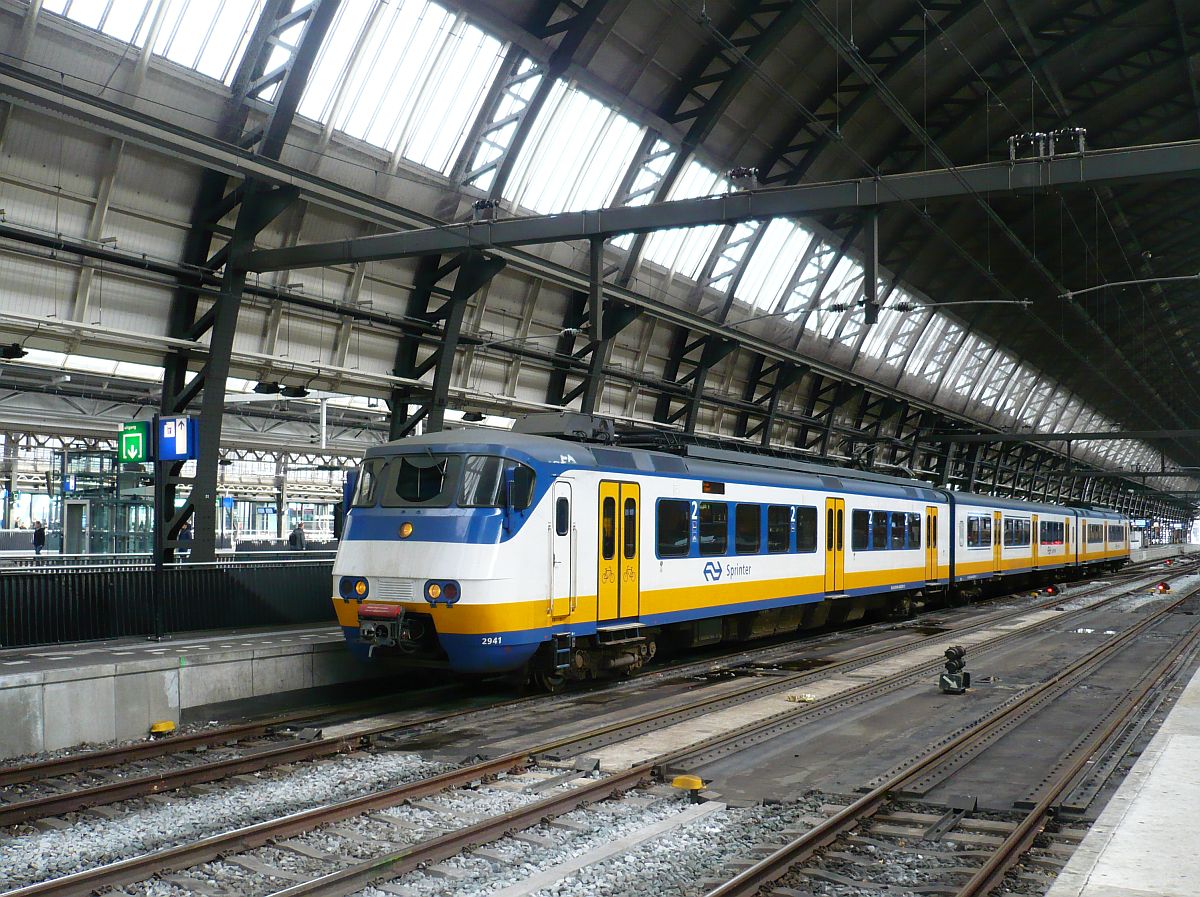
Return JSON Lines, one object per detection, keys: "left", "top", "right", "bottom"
{"left": 352, "top": 458, "right": 384, "bottom": 507}
{"left": 380, "top": 454, "right": 461, "bottom": 507}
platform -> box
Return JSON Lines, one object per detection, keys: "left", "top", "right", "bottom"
{"left": 1131, "top": 542, "right": 1199, "bottom": 564}
{"left": 0, "top": 624, "right": 386, "bottom": 759}
{"left": 1045, "top": 653, "right": 1200, "bottom": 897}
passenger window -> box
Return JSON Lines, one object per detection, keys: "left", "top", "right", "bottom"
{"left": 555, "top": 497, "right": 569, "bottom": 537}
{"left": 656, "top": 500, "right": 691, "bottom": 558}
{"left": 735, "top": 504, "right": 761, "bottom": 555}
{"left": 827, "top": 508, "right": 835, "bottom": 550}
{"left": 602, "top": 497, "right": 616, "bottom": 560}
{"left": 699, "top": 502, "right": 728, "bottom": 556}
{"left": 851, "top": 509, "right": 869, "bottom": 550}
{"left": 870, "top": 511, "right": 888, "bottom": 550}
{"left": 623, "top": 498, "right": 637, "bottom": 559}
{"left": 796, "top": 506, "right": 818, "bottom": 553}
{"left": 889, "top": 513, "right": 906, "bottom": 550}
{"left": 906, "top": 513, "right": 921, "bottom": 549}
{"left": 836, "top": 509, "right": 844, "bottom": 551}
{"left": 767, "top": 506, "right": 790, "bottom": 553}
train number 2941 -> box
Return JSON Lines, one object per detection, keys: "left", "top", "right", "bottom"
{"left": 481, "top": 636, "right": 503, "bottom": 645}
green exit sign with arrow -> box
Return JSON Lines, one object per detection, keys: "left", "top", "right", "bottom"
{"left": 119, "top": 421, "right": 153, "bottom": 463}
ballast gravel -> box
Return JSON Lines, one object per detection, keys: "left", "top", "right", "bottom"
{"left": 116, "top": 768, "right": 585, "bottom": 897}
{"left": 357, "top": 791, "right": 825, "bottom": 897}
{"left": 0, "top": 751, "right": 449, "bottom": 889}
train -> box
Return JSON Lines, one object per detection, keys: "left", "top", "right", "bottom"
{"left": 332, "top": 414, "right": 1130, "bottom": 689}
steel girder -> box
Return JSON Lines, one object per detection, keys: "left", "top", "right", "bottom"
{"left": 757, "top": 2, "right": 982, "bottom": 187}
{"left": 240, "top": 137, "right": 1200, "bottom": 270}
{"left": 449, "top": 0, "right": 609, "bottom": 196}
{"left": 388, "top": 251, "right": 507, "bottom": 439}
{"left": 4, "top": 56, "right": 1185, "bottom": 447}
{"left": 157, "top": 0, "right": 338, "bottom": 565}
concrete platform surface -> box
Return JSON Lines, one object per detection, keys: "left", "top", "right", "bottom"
{"left": 0, "top": 624, "right": 382, "bottom": 759}
{"left": 1045, "top": 656, "right": 1200, "bottom": 897}
{"left": 1131, "top": 542, "right": 1198, "bottom": 563}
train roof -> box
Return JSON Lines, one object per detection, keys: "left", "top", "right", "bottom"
{"left": 366, "top": 428, "right": 1126, "bottom": 517}
{"left": 948, "top": 492, "right": 1127, "bottom": 519}
{"left": 366, "top": 429, "right": 944, "bottom": 501}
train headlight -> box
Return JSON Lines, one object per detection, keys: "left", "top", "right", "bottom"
{"left": 424, "top": 580, "right": 462, "bottom": 606}
{"left": 399, "top": 522, "right": 413, "bottom": 538}
{"left": 339, "top": 576, "right": 369, "bottom": 600}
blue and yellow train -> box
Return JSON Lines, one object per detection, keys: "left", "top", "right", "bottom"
{"left": 333, "top": 415, "right": 1130, "bottom": 688}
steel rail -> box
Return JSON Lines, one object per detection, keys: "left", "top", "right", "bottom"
{"left": 268, "top": 764, "right": 654, "bottom": 897}
{"left": 4, "top": 565, "right": 1186, "bottom": 897}
{"left": 263, "top": 570, "right": 1200, "bottom": 897}
{"left": 955, "top": 612, "right": 1200, "bottom": 895}
{"left": 1, "top": 560, "right": 1181, "bottom": 829}
{"left": 0, "top": 753, "right": 528, "bottom": 897}
{"left": 699, "top": 584, "right": 1200, "bottom": 897}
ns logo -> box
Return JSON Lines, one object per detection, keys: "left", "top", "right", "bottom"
{"left": 703, "top": 561, "right": 723, "bottom": 582}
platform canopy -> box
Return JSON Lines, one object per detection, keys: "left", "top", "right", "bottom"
{"left": 0, "top": 0, "right": 1193, "bottom": 534}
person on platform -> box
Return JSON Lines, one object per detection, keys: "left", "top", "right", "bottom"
{"left": 289, "top": 521, "right": 306, "bottom": 551}
{"left": 32, "top": 520, "right": 45, "bottom": 555}
{"left": 178, "top": 521, "right": 193, "bottom": 559}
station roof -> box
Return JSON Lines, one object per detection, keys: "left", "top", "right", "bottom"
{"left": 0, "top": 0, "right": 1194, "bottom": 515}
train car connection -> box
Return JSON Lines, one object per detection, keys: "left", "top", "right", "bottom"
{"left": 333, "top": 415, "right": 1130, "bottom": 688}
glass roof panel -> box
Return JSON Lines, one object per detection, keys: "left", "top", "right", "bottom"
{"left": 297, "top": 1, "right": 374, "bottom": 124}
{"left": 391, "top": 14, "right": 506, "bottom": 173}
{"left": 303, "top": 1, "right": 502, "bottom": 174}
{"left": 153, "top": 0, "right": 266, "bottom": 84}
{"left": 779, "top": 239, "right": 837, "bottom": 316}
{"left": 948, "top": 334, "right": 991, "bottom": 397}
{"left": 860, "top": 304, "right": 906, "bottom": 360}
{"left": 506, "top": 80, "right": 644, "bottom": 214}
{"left": 734, "top": 219, "right": 812, "bottom": 312}
{"left": 50, "top": 0, "right": 157, "bottom": 48}
{"left": 708, "top": 222, "right": 760, "bottom": 293}
{"left": 642, "top": 160, "right": 728, "bottom": 278}
{"left": 62, "top": 0, "right": 107, "bottom": 30}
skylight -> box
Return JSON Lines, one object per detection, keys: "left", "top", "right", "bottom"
{"left": 44, "top": 0, "right": 266, "bottom": 85}
{"left": 504, "top": 81, "right": 644, "bottom": 214}
{"left": 298, "top": 0, "right": 504, "bottom": 174}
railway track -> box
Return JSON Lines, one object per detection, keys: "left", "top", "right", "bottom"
{"left": 699, "top": 582, "right": 1200, "bottom": 897}
{"left": 4, "top": 561, "right": 1193, "bottom": 897}
{"left": 2, "top": 558, "right": 1184, "bottom": 832}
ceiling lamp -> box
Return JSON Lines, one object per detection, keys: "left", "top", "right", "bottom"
{"left": 253, "top": 381, "right": 280, "bottom": 394}
{"left": 461, "top": 411, "right": 485, "bottom": 422}
{"left": 280, "top": 385, "right": 309, "bottom": 398}
{"left": 0, "top": 343, "right": 27, "bottom": 359}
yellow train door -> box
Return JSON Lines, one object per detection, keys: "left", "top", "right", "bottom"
{"left": 597, "top": 482, "right": 619, "bottom": 621}
{"left": 925, "top": 505, "right": 939, "bottom": 580}
{"left": 1032, "top": 514, "right": 1039, "bottom": 567}
{"left": 618, "top": 483, "right": 640, "bottom": 618}
{"left": 598, "top": 481, "right": 640, "bottom": 621}
{"left": 824, "top": 497, "right": 845, "bottom": 593}
{"left": 993, "top": 511, "right": 1003, "bottom": 572}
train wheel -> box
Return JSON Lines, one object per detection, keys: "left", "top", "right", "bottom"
{"left": 531, "top": 669, "right": 567, "bottom": 693}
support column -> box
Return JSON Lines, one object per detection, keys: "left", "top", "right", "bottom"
{"left": 581, "top": 236, "right": 605, "bottom": 414}
{"left": 862, "top": 206, "right": 880, "bottom": 326}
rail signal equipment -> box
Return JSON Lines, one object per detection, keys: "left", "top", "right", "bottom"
{"left": 940, "top": 645, "right": 971, "bottom": 695}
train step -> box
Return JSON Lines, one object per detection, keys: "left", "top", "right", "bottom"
{"left": 596, "top": 622, "right": 647, "bottom": 645}
{"left": 551, "top": 632, "right": 574, "bottom": 670}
